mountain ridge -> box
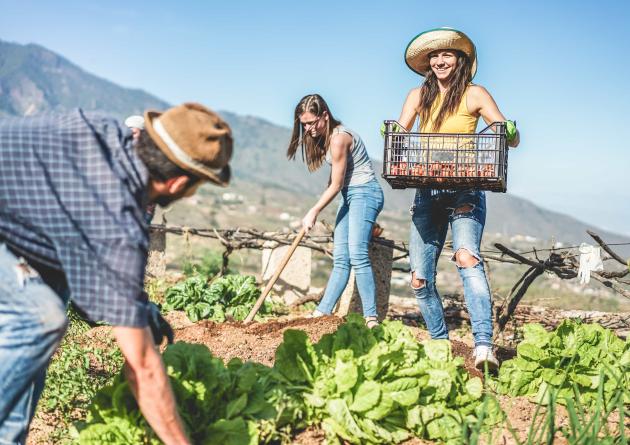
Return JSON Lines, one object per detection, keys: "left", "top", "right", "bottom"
{"left": 0, "top": 39, "right": 169, "bottom": 117}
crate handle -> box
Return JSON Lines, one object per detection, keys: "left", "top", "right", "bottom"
{"left": 479, "top": 121, "right": 507, "bottom": 135}
{"left": 383, "top": 120, "right": 408, "bottom": 132}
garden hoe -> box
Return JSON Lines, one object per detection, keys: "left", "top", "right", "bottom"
{"left": 244, "top": 227, "right": 306, "bottom": 322}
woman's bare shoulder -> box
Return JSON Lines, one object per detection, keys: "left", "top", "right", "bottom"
{"left": 401, "top": 87, "right": 421, "bottom": 109}
{"left": 467, "top": 84, "right": 495, "bottom": 111}
{"left": 330, "top": 129, "right": 353, "bottom": 147}
{"left": 468, "top": 84, "right": 492, "bottom": 98}
{"left": 408, "top": 86, "right": 422, "bottom": 98}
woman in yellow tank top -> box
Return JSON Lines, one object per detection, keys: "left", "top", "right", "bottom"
{"left": 396, "top": 28, "right": 520, "bottom": 371}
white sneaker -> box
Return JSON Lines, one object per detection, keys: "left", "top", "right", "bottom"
{"left": 474, "top": 345, "right": 499, "bottom": 371}
{"left": 306, "top": 309, "right": 325, "bottom": 319}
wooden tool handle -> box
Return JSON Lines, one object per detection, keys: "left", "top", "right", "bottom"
{"left": 244, "top": 227, "right": 307, "bottom": 322}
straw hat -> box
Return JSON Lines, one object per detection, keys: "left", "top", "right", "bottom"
{"left": 144, "top": 103, "right": 233, "bottom": 187}
{"left": 405, "top": 27, "right": 477, "bottom": 78}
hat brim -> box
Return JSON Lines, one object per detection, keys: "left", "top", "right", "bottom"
{"left": 143, "top": 110, "right": 231, "bottom": 187}
{"left": 405, "top": 28, "right": 477, "bottom": 78}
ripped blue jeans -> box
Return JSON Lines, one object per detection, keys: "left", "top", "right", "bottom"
{"left": 409, "top": 190, "right": 493, "bottom": 347}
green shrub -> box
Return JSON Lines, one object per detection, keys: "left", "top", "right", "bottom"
{"left": 163, "top": 274, "right": 283, "bottom": 322}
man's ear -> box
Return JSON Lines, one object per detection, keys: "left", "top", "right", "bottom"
{"left": 165, "top": 175, "right": 191, "bottom": 194}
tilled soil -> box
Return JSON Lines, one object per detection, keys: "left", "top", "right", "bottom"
{"left": 172, "top": 315, "right": 343, "bottom": 366}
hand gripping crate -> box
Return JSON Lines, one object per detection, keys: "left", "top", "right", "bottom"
{"left": 381, "top": 121, "right": 509, "bottom": 192}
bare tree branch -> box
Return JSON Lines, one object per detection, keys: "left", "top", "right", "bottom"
{"left": 588, "top": 230, "right": 627, "bottom": 265}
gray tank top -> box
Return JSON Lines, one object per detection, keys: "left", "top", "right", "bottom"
{"left": 325, "top": 125, "right": 376, "bottom": 186}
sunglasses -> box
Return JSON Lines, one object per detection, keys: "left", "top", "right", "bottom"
{"left": 301, "top": 114, "right": 325, "bottom": 129}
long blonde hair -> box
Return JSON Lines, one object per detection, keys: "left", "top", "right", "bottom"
{"left": 287, "top": 94, "right": 342, "bottom": 172}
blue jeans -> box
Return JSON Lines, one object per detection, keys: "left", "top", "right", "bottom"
{"left": 317, "top": 180, "right": 384, "bottom": 317}
{"left": 409, "top": 190, "right": 493, "bottom": 347}
{"left": 0, "top": 245, "right": 68, "bottom": 445}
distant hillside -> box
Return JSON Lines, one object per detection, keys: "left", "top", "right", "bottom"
{"left": 1, "top": 39, "right": 627, "bottom": 257}
{"left": 0, "top": 39, "right": 169, "bottom": 117}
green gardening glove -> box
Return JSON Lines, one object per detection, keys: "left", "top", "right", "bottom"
{"left": 380, "top": 122, "right": 405, "bottom": 137}
{"left": 505, "top": 120, "right": 517, "bottom": 143}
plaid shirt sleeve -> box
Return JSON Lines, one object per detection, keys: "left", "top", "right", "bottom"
{"left": 0, "top": 109, "right": 151, "bottom": 327}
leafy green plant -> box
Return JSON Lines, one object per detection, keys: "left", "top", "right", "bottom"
{"left": 163, "top": 274, "right": 281, "bottom": 322}
{"left": 274, "top": 314, "right": 499, "bottom": 444}
{"left": 495, "top": 320, "right": 630, "bottom": 410}
{"left": 298, "top": 301, "right": 317, "bottom": 315}
{"left": 75, "top": 343, "right": 297, "bottom": 444}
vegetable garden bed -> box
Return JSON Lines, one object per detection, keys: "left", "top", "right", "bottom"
{"left": 27, "top": 298, "right": 629, "bottom": 444}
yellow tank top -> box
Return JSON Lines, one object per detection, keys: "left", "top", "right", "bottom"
{"left": 420, "top": 87, "right": 478, "bottom": 133}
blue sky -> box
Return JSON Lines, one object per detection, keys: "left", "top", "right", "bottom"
{"left": 1, "top": 0, "right": 629, "bottom": 235}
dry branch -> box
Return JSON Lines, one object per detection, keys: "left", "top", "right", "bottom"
{"left": 588, "top": 230, "right": 627, "bottom": 265}
{"left": 492, "top": 235, "right": 630, "bottom": 330}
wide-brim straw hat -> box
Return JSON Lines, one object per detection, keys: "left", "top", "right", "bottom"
{"left": 405, "top": 27, "right": 477, "bottom": 78}
{"left": 144, "top": 103, "right": 233, "bottom": 187}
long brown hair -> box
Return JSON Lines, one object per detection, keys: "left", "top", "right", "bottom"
{"left": 417, "top": 50, "right": 472, "bottom": 131}
{"left": 287, "top": 94, "right": 342, "bottom": 172}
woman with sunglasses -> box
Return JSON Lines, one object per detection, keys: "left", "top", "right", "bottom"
{"left": 287, "top": 94, "right": 384, "bottom": 328}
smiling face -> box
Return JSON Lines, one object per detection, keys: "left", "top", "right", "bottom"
{"left": 428, "top": 49, "right": 458, "bottom": 82}
{"left": 299, "top": 111, "right": 328, "bottom": 138}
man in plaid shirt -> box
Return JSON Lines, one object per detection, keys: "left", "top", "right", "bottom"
{"left": 0, "top": 103, "right": 232, "bottom": 445}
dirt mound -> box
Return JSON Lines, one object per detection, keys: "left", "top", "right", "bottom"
{"left": 172, "top": 315, "right": 343, "bottom": 366}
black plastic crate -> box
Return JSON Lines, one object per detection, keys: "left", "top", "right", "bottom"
{"left": 381, "top": 121, "right": 508, "bottom": 192}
